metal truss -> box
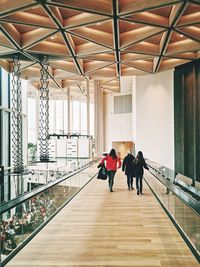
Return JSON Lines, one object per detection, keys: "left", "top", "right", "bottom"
{"left": 39, "top": 56, "right": 50, "bottom": 161}
{"left": 11, "top": 55, "right": 24, "bottom": 173}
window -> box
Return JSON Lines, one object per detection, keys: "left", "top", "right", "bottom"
{"left": 114, "top": 94, "right": 132, "bottom": 114}
{"left": 0, "top": 67, "right": 10, "bottom": 167}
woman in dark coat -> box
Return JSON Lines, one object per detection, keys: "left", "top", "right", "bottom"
{"left": 134, "top": 151, "right": 149, "bottom": 195}
{"left": 122, "top": 150, "right": 135, "bottom": 190}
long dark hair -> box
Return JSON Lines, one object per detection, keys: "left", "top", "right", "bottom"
{"left": 135, "top": 151, "right": 144, "bottom": 163}
{"left": 109, "top": 148, "right": 117, "bottom": 159}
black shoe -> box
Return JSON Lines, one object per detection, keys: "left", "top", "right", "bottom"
{"left": 140, "top": 192, "right": 143, "bottom": 195}
{"left": 110, "top": 188, "right": 113, "bottom": 192}
{"left": 131, "top": 187, "right": 134, "bottom": 190}
{"left": 137, "top": 190, "right": 139, "bottom": 195}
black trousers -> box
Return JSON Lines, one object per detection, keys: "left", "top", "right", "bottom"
{"left": 126, "top": 174, "right": 133, "bottom": 189}
{"left": 107, "top": 170, "right": 116, "bottom": 190}
{"left": 136, "top": 175, "right": 143, "bottom": 193}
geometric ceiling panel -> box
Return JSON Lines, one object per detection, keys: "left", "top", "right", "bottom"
{"left": 0, "top": 0, "right": 200, "bottom": 93}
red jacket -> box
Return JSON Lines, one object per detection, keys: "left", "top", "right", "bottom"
{"left": 101, "top": 155, "right": 121, "bottom": 171}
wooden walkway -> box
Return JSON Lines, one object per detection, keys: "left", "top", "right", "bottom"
{"left": 7, "top": 170, "right": 199, "bottom": 267}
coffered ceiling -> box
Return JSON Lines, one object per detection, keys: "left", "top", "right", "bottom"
{"left": 0, "top": 0, "right": 200, "bottom": 92}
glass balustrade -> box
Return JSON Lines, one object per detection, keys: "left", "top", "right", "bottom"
{"left": 0, "top": 162, "right": 97, "bottom": 265}
{"left": 145, "top": 159, "right": 200, "bottom": 260}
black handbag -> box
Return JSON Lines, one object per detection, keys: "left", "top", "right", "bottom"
{"left": 97, "top": 166, "right": 107, "bottom": 180}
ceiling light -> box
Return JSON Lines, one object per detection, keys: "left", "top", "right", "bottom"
{"left": 131, "top": 21, "right": 135, "bottom": 24}
{"left": 50, "top": 36, "right": 55, "bottom": 39}
{"left": 97, "top": 22, "right": 101, "bottom": 25}
{"left": 180, "top": 34, "right": 183, "bottom": 37}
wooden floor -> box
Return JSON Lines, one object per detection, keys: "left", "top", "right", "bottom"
{"left": 7, "top": 170, "right": 199, "bottom": 267}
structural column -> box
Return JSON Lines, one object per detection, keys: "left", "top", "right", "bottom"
{"left": 11, "top": 55, "right": 24, "bottom": 173}
{"left": 67, "top": 86, "right": 71, "bottom": 137}
{"left": 87, "top": 80, "right": 90, "bottom": 136}
{"left": 39, "top": 56, "right": 50, "bottom": 161}
{"left": 94, "top": 80, "right": 104, "bottom": 156}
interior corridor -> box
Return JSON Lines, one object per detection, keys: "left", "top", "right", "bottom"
{"left": 6, "top": 169, "right": 199, "bottom": 267}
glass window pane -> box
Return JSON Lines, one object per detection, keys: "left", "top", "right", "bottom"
{"left": 1, "top": 68, "right": 9, "bottom": 108}
{"left": 63, "top": 100, "right": 68, "bottom": 134}
{"left": 56, "top": 100, "right": 63, "bottom": 134}
{"left": 72, "top": 100, "right": 79, "bottom": 134}
{"left": 81, "top": 101, "right": 87, "bottom": 135}
{"left": 90, "top": 101, "right": 94, "bottom": 137}
{"left": 125, "top": 94, "right": 132, "bottom": 113}
{"left": 49, "top": 100, "right": 55, "bottom": 134}
{"left": 1, "top": 111, "right": 9, "bottom": 167}
{"left": 28, "top": 98, "right": 37, "bottom": 143}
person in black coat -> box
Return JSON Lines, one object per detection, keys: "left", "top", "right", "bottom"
{"left": 133, "top": 151, "right": 149, "bottom": 195}
{"left": 122, "top": 150, "right": 135, "bottom": 190}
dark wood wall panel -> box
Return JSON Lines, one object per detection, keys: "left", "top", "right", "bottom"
{"left": 184, "top": 66, "right": 195, "bottom": 179}
{"left": 174, "top": 59, "right": 200, "bottom": 183}
{"left": 174, "top": 69, "right": 184, "bottom": 173}
{"left": 196, "top": 64, "right": 200, "bottom": 181}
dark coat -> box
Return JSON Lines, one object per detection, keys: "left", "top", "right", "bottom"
{"left": 122, "top": 154, "right": 135, "bottom": 176}
{"left": 133, "top": 158, "right": 149, "bottom": 177}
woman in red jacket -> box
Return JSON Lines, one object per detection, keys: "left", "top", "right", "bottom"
{"left": 101, "top": 149, "right": 121, "bottom": 192}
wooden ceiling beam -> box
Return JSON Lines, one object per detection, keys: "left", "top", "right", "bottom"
{"left": 22, "top": 28, "right": 58, "bottom": 49}
{"left": 27, "top": 41, "right": 70, "bottom": 56}
{"left": 154, "top": 1, "right": 187, "bottom": 73}
{"left": 169, "top": 2, "right": 185, "bottom": 26}
{"left": 0, "top": 22, "right": 21, "bottom": 47}
{"left": 78, "top": 52, "right": 115, "bottom": 62}
{"left": 122, "top": 12, "right": 168, "bottom": 27}
{"left": 41, "top": 3, "right": 85, "bottom": 77}
{"left": 64, "top": 13, "right": 108, "bottom": 29}
{"left": 121, "top": 66, "right": 148, "bottom": 76}
{"left": 164, "top": 52, "right": 197, "bottom": 60}
{"left": 75, "top": 41, "right": 112, "bottom": 56}
{"left": 50, "top": 60, "right": 77, "bottom": 73}
{"left": 120, "top": 26, "right": 164, "bottom": 48}
{"left": 177, "top": 11, "right": 200, "bottom": 27}
{"left": 46, "top": 0, "right": 112, "bottom": 16}
{"left": 89, "top": 66, "right": 116, "bottom": 77}
{"left": 124, "top": 60, "right": 153, "bottom": 73}
{"left": 53, "top": 69, "right": 79, "bottom": 79}
{"left": 48, "top": 6, "right": 63, "bottom": 27}
{"left": 166, "top": 39, "right": 200, "bottom": 54}
{"left": 159, "top": 58, "right": 190, "bottom": 71}
{"left": 121, "top": 52, "right": 153, "bottom": 61}
{"left": 119, "top": 0, "right": 181, "bottom": 16}
{"left": 174, "top": 27, "right": 200, "bottom": 43}
{"left": 123, "top": 42, "right": 159, "bottom": 55}
{"left": 0, "top": 31, "right": 15, "bottom": 48}
{"left": 68, "top": 30, "right": 112, "bottom": 50}
{"left": 0, "top": 0, "right": 38, "bottom": 17}
{"left": 0, "top": 12, "right": 55, "bottom": 28}
{"left": 21, "top": 66, "right": 40, "bottom": 77}
{"left": 84, "top": 61, "right": 114, "bottom": 74}
{"left": 0, "top": 59, "right": 10, "bottom": 71}
{"left": 70, "top": 27, "right": 114, "bottom": 48}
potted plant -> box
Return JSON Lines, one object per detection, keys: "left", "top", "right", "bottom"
{"left": 28, "top": 143, "right": 37, "bottom": 161}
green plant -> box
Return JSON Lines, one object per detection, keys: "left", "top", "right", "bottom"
{"left": 28, "top": 142, "right": 37, "bottom": 161}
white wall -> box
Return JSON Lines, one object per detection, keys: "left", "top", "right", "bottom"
{"left": 104, "top": 78, "right": 133, "bottom": 152}
{"left": 134, "top": 70, "right": 174, "bottom": 169}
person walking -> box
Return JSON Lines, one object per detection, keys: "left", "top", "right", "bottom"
{"left": 122, "top": 150, "right": 135, "bottom": 190}
{"left": 133, "top": 151, "right": 149, "bottom": 195}
{"left": 101, "top": 149, "right": 121, "bottom": 192}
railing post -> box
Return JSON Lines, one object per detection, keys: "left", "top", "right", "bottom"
{"left": 0, "top": 166, "right": 4, "bottom": 203}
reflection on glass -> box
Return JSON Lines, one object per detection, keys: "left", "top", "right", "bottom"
{"left": 145, "top": 170, "right": 200, "bottom": 259}
{"left": 0, "top": 163, "right": 97, "bottom": 264}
